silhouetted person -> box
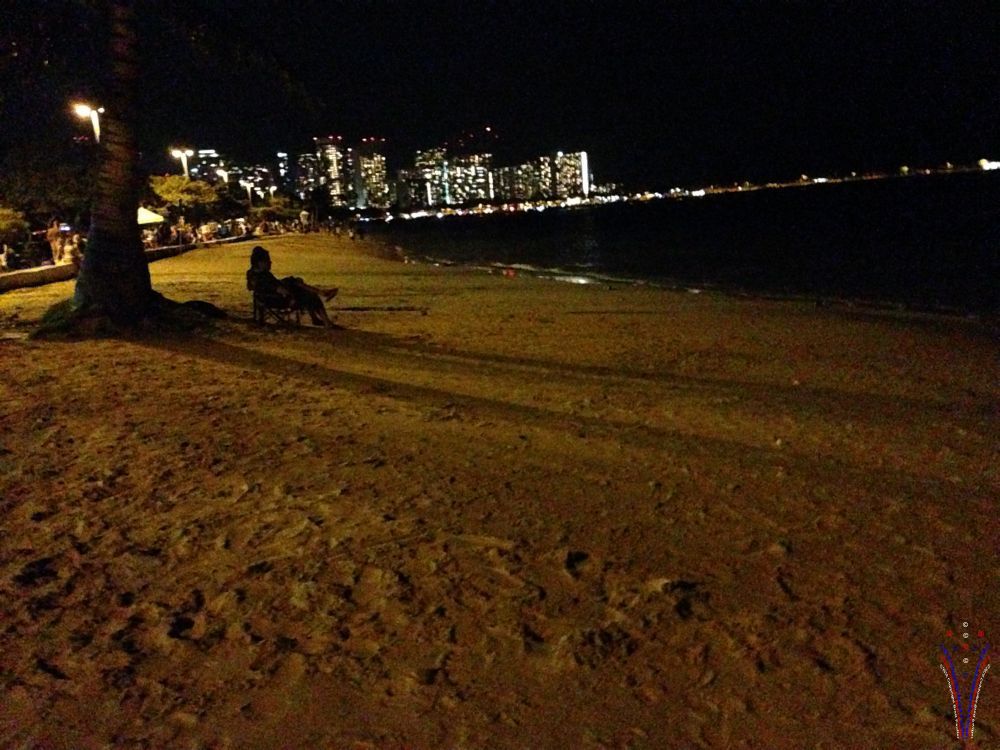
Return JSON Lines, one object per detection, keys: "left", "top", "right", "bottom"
{"left": 246, "top": 245, "right": 338, "bottom": 327}
{"left": 46, "top": 220, "right": 63, "bottom": 264}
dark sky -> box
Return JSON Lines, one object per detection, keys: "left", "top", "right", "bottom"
{"left": 214, "top": 1, "right": 1000, "bottom": 187}
{"left": 4, "top": 1, "right": 999, "bottom": 189}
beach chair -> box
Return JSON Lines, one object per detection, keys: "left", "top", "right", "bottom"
{"left": 246, "top": 270, "right": 302, "bottom": 326}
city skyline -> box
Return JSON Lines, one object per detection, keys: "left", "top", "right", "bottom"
{"left": 176, "top": 133, "right": 597, "bottom": 211}
{"left": 165, "top": 127, "right": 999, "bottom": 221}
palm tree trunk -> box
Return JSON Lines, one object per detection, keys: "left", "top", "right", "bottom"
{"left": 73, "top": 0, "right": 152, "bottom": 321}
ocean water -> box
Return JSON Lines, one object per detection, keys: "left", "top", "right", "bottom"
{"left": 367, "top": 171, "right": 999, "bottom": 313}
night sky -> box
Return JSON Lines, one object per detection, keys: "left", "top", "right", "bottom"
{"left": 3, "top": 1, "right": 999, "bottom": 189}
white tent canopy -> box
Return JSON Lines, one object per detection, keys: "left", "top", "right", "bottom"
{"left": 137, "top": 206, "right": 165, "bottom": 225}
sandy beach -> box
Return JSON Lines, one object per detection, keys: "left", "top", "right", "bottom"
{"left": 1, "top": 234, "right": 997, "bottom": 749}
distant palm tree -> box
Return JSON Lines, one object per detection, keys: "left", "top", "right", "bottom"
{"left": 72, "top": 1, "right": 153, "bottom": 322}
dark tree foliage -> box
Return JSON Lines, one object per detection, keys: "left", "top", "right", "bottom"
{"left": 1, "top": 0, "right": 321, "bottom": 174}
{"left": 0, "top": 146, "right": 97, "bottom": 227}
{"left": 0, "top": 3, "right": 103, "bottom": 224}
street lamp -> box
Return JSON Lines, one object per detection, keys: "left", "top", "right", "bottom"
{"left": 72, "top": 102, "right": 104, "bottom": 143}
{"left": 215, "top": 168, "right": 229, "bottom": 183}
{"left": 239, "top": 180, "right": 253, "bottom": 208}
{"left": 170, "top": 148, "right": 194, "bottom": 179}
{"left": 268, "top": 185, "right": 277, "bottom": 201}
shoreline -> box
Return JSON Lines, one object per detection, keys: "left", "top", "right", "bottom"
{"left": 376, "top": 237, "right": 997, "bottom": 324}
{"left": 1, "top": 234, "right": 997, "bottom": 748}
{"left": 363, "top": 168, "right": 1000, "bottom": 318}
{"left": 4, "top": 227, "right": 995, "bottom": 323}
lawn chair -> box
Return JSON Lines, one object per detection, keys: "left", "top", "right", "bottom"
{"left": 246, "top": 270, "right": 302, "bottom": 326}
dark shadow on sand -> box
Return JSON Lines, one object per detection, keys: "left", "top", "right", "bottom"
{"left": 132, "top": 329, "right": 987, "bottom": 501}
{"left": 331, "top": 327, "right": 990, "bottom": 421}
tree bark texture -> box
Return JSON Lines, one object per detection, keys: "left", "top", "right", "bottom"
{"left": 73, "top": 1, "right": 152, "bottom": 321}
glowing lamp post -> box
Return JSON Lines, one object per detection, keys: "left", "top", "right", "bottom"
{"left": 239, "top": 180, "right": 253, "bottom": 209}
{"left": 215, "top": 168, "right": 229, "bottom": 183}
{"left": 72, "top": 102, "right": 104, "bottom": 143}
{"left": 170, "top": 148, "right": 194, "bottom": 179}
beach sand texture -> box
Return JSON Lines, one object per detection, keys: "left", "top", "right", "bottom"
{"left": 1, "top": 235, "right": 997, "bottom": 749}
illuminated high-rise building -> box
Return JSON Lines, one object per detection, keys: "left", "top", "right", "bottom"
{"left": 516, "top": 163, "right": 538, "bottom": 199}
{"left": 295, "top": 152, "right": 322, "bottom": 198}
{"left": 395, "top": 169, "right": 426, "bottom": 209}
{"left": 448, "top": 153, "right": 494, "bottom": 204}
{"left": 495, "top": 156, "right": 554, "bottom": 200}
{"left": 506, "top": 158, "right": 554, "bottom": 200}
{"left": 403, "top": 143, "right": 596, "bottom": 207}
{"left": 343, "top": 147, "right": 358, "bottom": 206}
{"left": 355, "top": 137, "right": 390, "bottom": 209}
{"left": 275, "top": 152, "right": 291, "bottom": 191}
{"left": 537, "top": 155, "right": 556, "bottom": 199}
{"left": 554, "top": 151, "right": 591, "bottom": 198}
{"left": 492, "top": 166, "right": 517, "bottom": 201}
{"left": 414, "top": 148, "right": 449, "bottom": 206}
{"left": 314, "top": 135, "right": 354, "bottom": 206}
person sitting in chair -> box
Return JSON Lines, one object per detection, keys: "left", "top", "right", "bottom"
{"left": 246, "top": 245, "right": 339, "bottom": 327}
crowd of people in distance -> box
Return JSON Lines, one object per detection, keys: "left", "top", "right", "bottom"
{"left": 0, "top": 220, "right": 87, "bottom": 273}
{"left": 46, "top": 220, "right": 84, "bottom": 267}
{"left": 141, "top": 217, "right": 287, "bottom": 248}
{"left": 137, "top": 215, "right": 358, "bottom": 250}
{"left": 1, "top": 211, "right": 370, "bottom": 274}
